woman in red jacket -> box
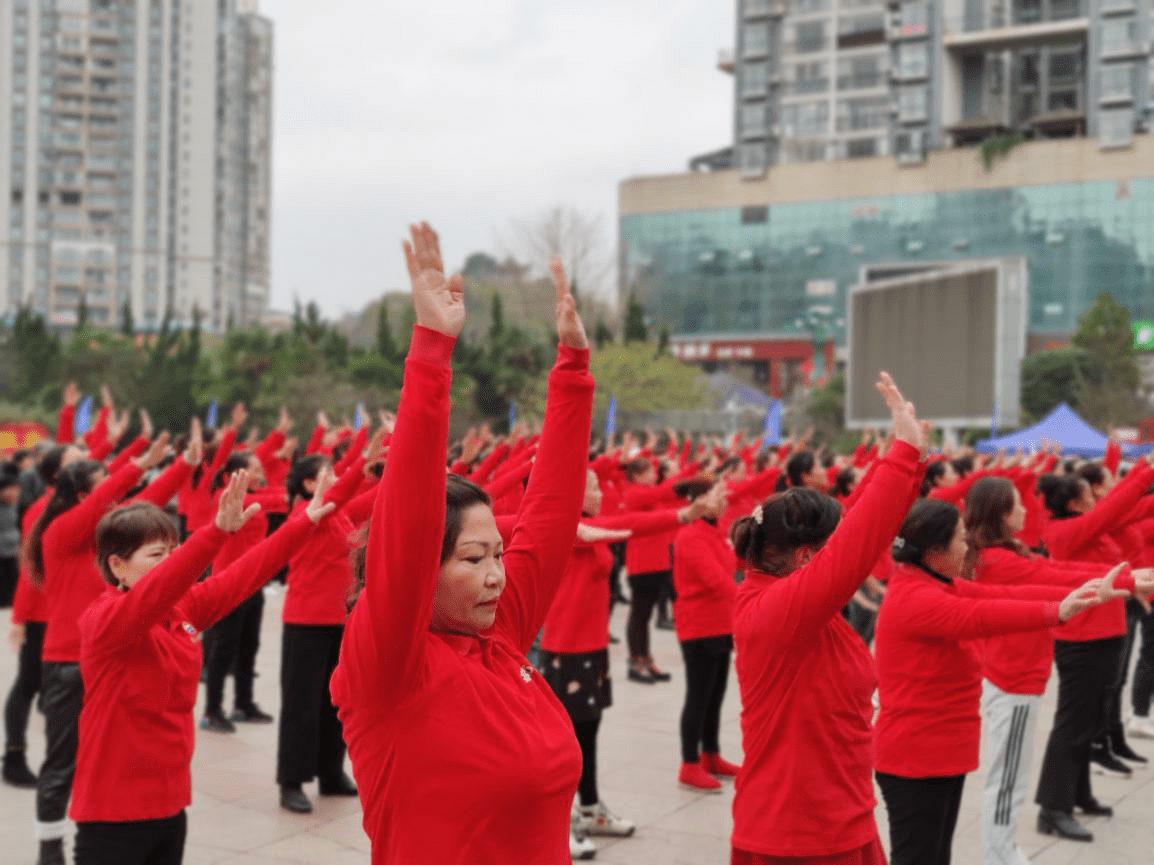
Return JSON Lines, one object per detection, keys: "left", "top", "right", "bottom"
{"left": 875, "top": 498, "right": 1131, "bottom": 865}
{"left": 729, "top": 373, "right": 925, "bottom": 865}
{"left": 964, "top": 476, "right": 1149, "bottom": 864}
{"left": 71, "top": 469, "right": 334, "bottom": 865}
{"left": 1033, "top": 458, "right": 1154, "bottom": 841}
{"left": 540, "top": 468, "right": 709, "bottom": 858}
{"left": 276, "top": 451, "right": 378, "bottom": 814}
{"left": 329, "top": 225, "right": 594, "bottom": 865}
{"left": 672, "top": 480, "right": 740, "bottom": 794}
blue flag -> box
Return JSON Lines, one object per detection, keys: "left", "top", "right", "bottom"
{"left": 353, "top": 403, "right": 366, "bottom": 432}
{"left": 508, "top": 399, "right": 517, "bottom": 431}
{"left": 991, "top": 399, "right": 999, "bottom": 439}
{"left": 205, "top": 399, "right": 219, "bottom": 430}
{"left": 760, "top": 400, "right": 782, "bottom": 449}
{"left": 74, "top": 395, "right": 93, "bottom": 435}
{"left": 605, "top": 395, "right": 617, "bottom": 438}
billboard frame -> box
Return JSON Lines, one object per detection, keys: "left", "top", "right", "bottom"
{"left": 844, "top": 257, "right": 1029, "bottom": 431}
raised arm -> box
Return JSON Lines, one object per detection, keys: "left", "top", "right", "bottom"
{"left": 57, "top": 383, "right": 79, "bottom": 444}
{"left": 495, "top": 258, "right": 594, "bottom": 654}
{"left": 1047, "top": 461, "right": 1154, "bottom": 558}
{"left": 337, "top": 222, "right": 463, "bottom": 702}
{"left": 745, "top": 373, "right": 926, "bottom": 645}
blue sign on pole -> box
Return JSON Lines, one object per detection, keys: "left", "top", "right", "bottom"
{"left": 605, "top": 395, "right": 617, "bottom": 439}
{"left": 508, "top": 399, "right": 517, "bottom": 431}
{"left": 74, "top": 396, "right": 93, "bottom": 435}
{"left": 353, "top": 403, "right": 366, "bottom": 431}
{"left": 760, "top": 400, "right": 782, "bottom": 449}
{"left": 205, "top": 399, "right": 219, "bottom": 429}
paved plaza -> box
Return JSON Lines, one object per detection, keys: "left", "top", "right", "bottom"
{"left": 2, "top": 589, "right": 1153, "bottom": 864}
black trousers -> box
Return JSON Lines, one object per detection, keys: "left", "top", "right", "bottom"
{"left": 204, "top": 590, "right": 264, "bottom": 715}
{"left": 37, "top": 661, "right": 83, "bottom": 832}
{"left": 1035, "top": 637, "right": 1122, "bottom": 813}
{"left": 626, "top": 570, "right": 670, "bottom": 659}
{"left": 573, "top": 716, "right": 601, "bottom": 807}
{"left": 0, "top": 556, "right": 17, "bottom": 608}
{"left": 4, "top": 620, "right": 44, "bottom": 752}
{"left": 75, "top": 811, "right": 187, "bottom": 865}
{"left": 679, "top": 635, "right": 732, "bottom": 764}
{"left": 276, "top": 624, "right": 346, "bottom": 787}
{"left": 1132, "top": 605, "right": 1154, "bottom": 716}
{"left": 876, "top": 772, "right": 965, "bottom": 865}
{"left": 1098, "top": 601, "right": 1143, "bottom": 750}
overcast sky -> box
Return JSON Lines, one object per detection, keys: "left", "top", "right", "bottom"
{"left": 259, "top": 0, "right": 735, "bottom": 318}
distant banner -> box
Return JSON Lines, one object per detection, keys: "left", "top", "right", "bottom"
{"left": 1133, "top": 322, "right": 1154, "bottom": 350}
{"left": 0, "top": 421, "right": 51, "bottom": 455}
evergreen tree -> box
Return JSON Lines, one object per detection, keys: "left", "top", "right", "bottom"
{"left": 656, "top": 326, "right": 670, "bottom": 357}
{"left": 375, "top": 300, "right": 397, "bottom": 361}
{"left": 76, "top": 292, "right": 89, "bottom": 333}
{"left": 594, "top": 318, "right": 614, "bottom": 349}
{"left": 120, "top": 300, "right": 134, "bottom": 337}
{"left": 624, "top": 292, "right": 648, "bottom": 344}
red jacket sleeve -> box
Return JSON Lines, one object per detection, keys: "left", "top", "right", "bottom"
{"left": 484, "top": 458, "right": 534, "bottom": 504}
{"left": 1105, "top": 441, "right": 1122, "bottom": 476}
{"left": 56, "top": 404, "right": 75, "bottom": 445}
{"left": 253, "top": 430, "right": 287, "bottom": 476}
{"left": 48, "top": 462, "right": 144, "bottom": 557}
{"left": 326, "top": 456, "right": 368, "bottom": 511}
{"left": 469, "top": 442, "right": 511, "bottom": 486}
{"left": 742, "top": 442, "right": 922, "bottom": 646}
{"left": 83, "top": 408, "right": 111, "bottom": 457}
{"left": 182, "top": 512, "right": 318, "bottom": 631}
{"left": 208, "top": 428, "right": 237, "bottom": 478}
{"left": 107, "top": 436, "right": 149, "bottom": 475}
{"left": 305, "top": 424, "right": 326, "bottom": 455}
{"left": 337, "top": 326, "right": 454, "bottom": 703}
{"left": 82, "top": 526, "right": 229, "bottom": 655}
{"left": 334, "top": 428, "right": 368, "bottom": 477}
{"left": 891, "top": 577, "right": 1060, "bottom": 641}
{"left": 493, "top": 344, "right": 594, "bottom": 654}
{"left": 1045, "top": 463, "right": 1154, "bottom": 560}
{"left": 342, "top": 482, "right": 380, "bottom": 527}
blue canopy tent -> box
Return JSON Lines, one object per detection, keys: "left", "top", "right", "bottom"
{"left": 975, "top": 403, "right": 1154, "bottom": 459}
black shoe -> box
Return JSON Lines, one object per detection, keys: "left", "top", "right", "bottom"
{"left": 1090, "top": 745, "right": 1132, "bottom": 777}
{"left": 199, "top": 712, "right": 236, "bottom": 734}
{"left": 645, "top": 659, "right": 672, "bottom": 682}
{"left": 280, "top": 785, "right": 313, "bottom": 813}
{"left": 36, "top": 838, "right": 65, "bottom": 865}
{"left": 655, "top": 617, "right": 675, "bottom": 631}
{"left": 1075, "top": 798, "right": 1113, "bottom": 817}
{"left": 1112, "top": 740, "right": 1147, "bottom": 765}
{"left": 230, "top": 704, "right": 274, "bottom": 724}
{"left": 627, "top": 666, "right": 656, "bottom": 684}
{"left": 2, "top": 750, "right": 38, "bottom": 788}
{"left": 1037, "top": 808, "right": 1093, "bottom": 841}
{"left": 319, "top": 772, "right": 358, "bottom": 797}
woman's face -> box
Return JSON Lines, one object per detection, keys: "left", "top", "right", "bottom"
{"left": 582, "top": 471, "right": 603, "bottom": 517}
{"left": 1003, "top": 488, "right": 1026, "bottom": 535}
{"left": 633, "top": 464, "right": 657, "bottom": 486}
{"left": 108, "top": 538, "right": 177, "bottom": 590}
{"left": 802, "top": 461, "right": 826, "bottom": 490}
{"left": 1069, "top": 479, "right": 1096, "bottom": 514}
{"left": 431, "top": 504, "right": 506, "bottom": 636}
{"left": 936, "top": 463, "right": 959, "bottom": 488}
{"left": 928, "top": 519, "right": 968, "bottom": 579}
{"left": 701, "top": 485, "right": 728, "bottom": 520}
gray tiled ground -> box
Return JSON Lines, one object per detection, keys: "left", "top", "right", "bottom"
{"left": 2, "top": 590, "right": 1152, "bottom": 863}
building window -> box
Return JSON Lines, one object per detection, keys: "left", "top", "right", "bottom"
{"left": 838, "top": 14, "right": 885, "bottom": 49}
{"left": 898, "top": 42, "right": 929, "bottom": 78}
{"left": 846, "top": 138, "right": 878, "bottom": 158}
{"left": 742, "top": 62, "right": 770, "bottom": 98}
{"left": 1102, "top": 20, "right": 1138, "bottom": 56}
{"left": 794, "top": 21, "right": 825, "bottom": 53}
{"left": 782, "top": 99, "right": 830, "bottom": 136}
{"left": 836, "top": 96, "right": 889, "bottom": 131}
{"left": 1099, "top": 108, "right": 1132, "bottom": 147}
{"left": 791, "top": 60, "right": 828, "bottom": 94}
{"left": 743, "top": 23, "right": 770, "bottom": 58}
{"left": 741, "top": 103, "right": 768, "bottom": 137}
{"left": 783, "top": 140, "right": 827, "bottom": 162}
{"left": 744, "top": 0, "right": 773, "bottom": 17}
{"left": 898, "top": 85, "right": 928, "bottom": 121}
{"left": 900, "top": 0, "right": 929, "bottom": 33}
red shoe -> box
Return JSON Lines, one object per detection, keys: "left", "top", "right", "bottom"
{"left": 678, "top": 760, "right": 722, "bottom": 793}
{"left": 702, "top": 753, "right": 741, "bottom": 777}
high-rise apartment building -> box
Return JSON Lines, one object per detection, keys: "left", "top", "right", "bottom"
{"left": 0, "top": 0, "right": 274, "bottom": 333}
{"left": 727, "top": 0, "right": 1154, "bottom": 175}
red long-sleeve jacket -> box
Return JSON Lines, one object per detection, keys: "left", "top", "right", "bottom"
{"left": 178, "top": 427, "right": 237, "bottom": 531}
{"left": 673, "top": 518, "right": 737, "bottom": 643}
{"left": 12, "top": 496, "right": 49, "bottom": 624}
{"left": 283, "top": 462, "right": 376, "bottom": 626}
{"left": 71, "top": 511, "right": 317, "bottom": 823}
{"left": 875, "top": 564, "right": 1076, "bottom": 778}
{"left": 1045, "top": 461, "right": 1154, "bottom": 642}
{"left": 330, "top": 327, "right": 593, "bottom": 865}
{"left": 731, "top": 441, "right": 920, "bottom": 858}
{"left": 974, "top": 547, "right": 1124, "bottom": 694}
{"left": 41, "top": 458, "right": 193, "bottom": 663}
{"left": 540, "top": 508, "right": 684, "bottom": 655}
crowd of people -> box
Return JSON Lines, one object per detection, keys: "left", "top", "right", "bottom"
{"left": 2, "top": 222, "right": 1154, "bottom": 865}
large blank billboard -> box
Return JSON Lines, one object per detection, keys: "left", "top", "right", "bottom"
{"left": 846, "top": 258, "right": 1027, "bottom": 429}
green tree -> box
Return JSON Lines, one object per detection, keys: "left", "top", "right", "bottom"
{"left": 75, "top": 293, "right": 89, "bottom": 333}
{"left": 589, "top": 343, "right": 709, "bottom": 417}
{"left": 1073, "top": 292, "right": 1138, "bottom": 390}
{"left": 656, "top": 326, "right": 670, "bottom": 357}
{"left": 594, "top": 318, "right": 614, "bottom": 349}
{"left": 623, "top": 292, "right": 648, "bottom": 344}
{"left": 121, "top": 300, "right": 134, "bottom": 337}
{"left": 375, "top": 300, "right": 397, "bottom": 361}
{"left": 1020, "top": 347, "right": 1101, "bottom": 420}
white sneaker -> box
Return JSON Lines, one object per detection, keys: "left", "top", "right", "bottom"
{"left": 577, "top": 801, "right": 636, "bottom": 837}
{"left": 1129, "top": 715, "right": 1154, "bottom": 739}
{"left": 569, "top": 830, "right": 596, "bottom": 860}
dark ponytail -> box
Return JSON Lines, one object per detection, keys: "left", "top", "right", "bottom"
{"left": 24, "top": 459, "right": 104, "bottom": 587}
{"left": 730, "top": 487, "right": 842, "bottom": 575}
{"left": 892, "top": 499, "right": 960, "bottom": 567}
{"left": 775, "top": 451, "right": 816, "bottom": 492}
{"left": 287, "top": 455, "right": 329, "bottom": 505}
{"left": 919, "top": 461, "right": 948, "bottom": 498}
{"left": 1040, "top": 474, "right": 1086, "bottom": 520}
{"left": 212, "top": 453, "right": 252, "bottom": 494}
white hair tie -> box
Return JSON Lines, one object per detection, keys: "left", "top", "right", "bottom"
{"left": 752, "top": 505, "right": 764, "bottom": 526}
{"left": 893, "top": 537, "right": 905, "bottom": 550}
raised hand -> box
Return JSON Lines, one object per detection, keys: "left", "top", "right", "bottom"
{"left": 109, "top": 410, "right": 130, "bottom": 444}
{"left": 404, "top": 222, "right": 465, "bottom": 338}
{"left": 139, "top": 409, "right": 154, "bottom": 441}
{"left": 277, "top": 407, "right": 293, "bottom": 434}
{"left": 230, "top": 402, "right": 248, "bottom": 430}
{"left": 576, "top": 523, "right": 632, "bottom": 544}
{"left": 64, "top": 381, "right": 81, "bottom": 408}
{"left": 133, "top": 431, "right": 171, "bottom": 472}
{"left": 550, "top": 257, "right": 588, "bottom": 350}
{"left": 215, "top": 470, "right": 260, "bottom": 533}
{"left": 875, "top": 373, "right": 927, "bottom": 457}
{"left": 1059, "top": 564, "right": 1131, "bottom": 622}
{"left": 306, "top": 467, "right": 338, "bottom": 524}
{"left": 365, "top": 425, "right": 389, "bottom": 465}
{"left": 377, "top": 409, "right": 396, "bottom": 436}
{"left": 184, "top": 418, "right": 205, "bottom": 466}
{"left": 100, "top": 384, "right": 115, "bottom": 410}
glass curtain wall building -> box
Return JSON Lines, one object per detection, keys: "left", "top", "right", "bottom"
{"left": 0, "top": 0, "right": 274, "bottom": 332}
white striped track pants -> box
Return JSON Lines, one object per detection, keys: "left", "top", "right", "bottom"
{"left": 981, "top": 680, "right": 1041, "bottom": 865}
